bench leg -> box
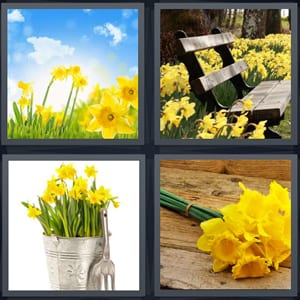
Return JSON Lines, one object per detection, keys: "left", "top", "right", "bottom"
{"left": 264, "top": 127, "right": 281, "bottom": 139}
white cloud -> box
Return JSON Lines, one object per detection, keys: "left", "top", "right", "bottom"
{"left": 94, "top": 23, "right": 126, "bottom": 46}
{"left": 129, "top": 66, "right": 138, "bottom": 76}
{"left": 27, "top": 36, "right": 75, "bottom": 64}
{"left": 122, "top": 9, "right": 133, "bottom": 18}
{"left": 83, "top": 9, "right": 92, "bottom": 13}
{"left": 8, "top": 9, "right": 25, "bottom": 23}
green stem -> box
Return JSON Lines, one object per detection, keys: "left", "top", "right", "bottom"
{"left": 42, "top": 77, "right": 54, "bottom": 107}
{"left": 160, "top": 188, "right": 223, "bottom": 222}
{"left": 28, "top": 92, "right": 34, "bottom": 125}
{"left": 65, "top": 87, "right": 79, "bottom": 129}
{"left": 60, "top": 82, "right": 74, "bottom": 132}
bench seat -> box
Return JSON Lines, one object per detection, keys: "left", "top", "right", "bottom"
{"left": 230, "top": 80, "right": 291, "bottom": 125}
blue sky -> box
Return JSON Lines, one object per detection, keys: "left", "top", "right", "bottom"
{"left": 7, "top": 8, "right": 139, "bottom": 115}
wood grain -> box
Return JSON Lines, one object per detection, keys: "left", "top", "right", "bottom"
{"left": 192, "top": 61, "right": 248, "bottom": 93}
{"left": 161, "top": 247, "right": 291, "bottom": 290}
{"left": 160, "top": 160, "right": 291, "bottom": 181}
{"left": 231, "top": 80, "right": 291, "bottom": 121}
{"left": 177, "top": 32, "right": 234, "bottom": 55}
{"left": 160, "top": 164, "right": 292, "bottom": 290}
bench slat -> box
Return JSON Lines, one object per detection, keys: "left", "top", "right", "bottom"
{"left": 191, "top": 61, "right": 248, "bottom": 94}
{"left": 177, "top": 32, "right": 234, "bottom": 55}
{"left": 231, "top": 80, "right": 291, "bottom": 121}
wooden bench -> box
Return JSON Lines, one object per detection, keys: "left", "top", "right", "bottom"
{"left": 175, "top": 28, "right": 291, "bottom": 138}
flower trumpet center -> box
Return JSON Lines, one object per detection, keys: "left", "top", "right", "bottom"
{"left": 107, "top": 113, "right": 115, "bottom": 121}
{"left": 98, "top": 107, "right": 117, "bottom": 127}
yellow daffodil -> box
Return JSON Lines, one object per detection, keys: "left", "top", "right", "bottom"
{"left": 56, "top": 163, "right": 77, "bottom": 180}
{"left": 242, "top": 98, "right": 253, "bottom": 112}
{"left": 73, "top": 176, "right": 88, "bottom": 195}
{"left": 27, "top": 204, "right": 42, "bottom": 218}
{"left": 116, "top": 75, "right": 138, "bottom": 109}
{"left": 18, "top": 80, "right": 33, "bottom": 97}
{"left": 41, "top": 190, "right": 55, "bottom": 204}
{"left": 196, "top": 131, "right": 215, "bottom": 139}
{"left": 85, "top": 165, "right": 98, "bottom": 178}
{"left": 211, "top": 232, "right": 242, "bottom": 268}
{"left": 35, "top": 105, "right": 44, "bottom": 115}
{"left": 232, "top": 255, "right": 270, "bottom": 279}
{"left": 200, "top": 113, "right": 214, "bottom": 131}
{"left": 51, "top": 66, "right": 68, "bottom": 81}
{"left": 68, "top": 65, "right": 81, "bottom": 78}
{"left": 88, "top": 84, "right": 102, "bottom": 103}
{"left": 87, "top": 91, "right": 135, "bottom": 138}
{"left": 112, "top": 200, "right": 120, "bottom": 208}
{"left": 18, "top": 96, "right": 30, "bottom": 109}
{"left": 73, "top": 74, "right": 88, "bottom": 89}
{"left": 87, "top": 190, "right": 100, "bottom": 204}
{"left": 96, "top": 185, "right": 113, "bottom": 203}
{"left": 54, "top": 112, "right": 64, "bottom": 127}
{"left": 40, "top": 106, "right": 53, "bottom": 126}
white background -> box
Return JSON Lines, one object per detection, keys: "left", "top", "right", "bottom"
{"left": 8, "top": 160, "right": 140, "bottom": 291}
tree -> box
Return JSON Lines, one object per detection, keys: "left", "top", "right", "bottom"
{"left": 230, "top": 9, "right": 238, "bottom": 29}
{"left": 160, "top": 9, "right": 223, "bottom": 64}
{"left": 241, "top": 9, "right": 267, "bottom": 39}
{"left": 266, "top": 10, "right": 282, "bottom": 34}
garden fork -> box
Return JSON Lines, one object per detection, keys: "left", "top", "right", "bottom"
{"left": 90, "top": 208, "right": 115, "bottom": 290}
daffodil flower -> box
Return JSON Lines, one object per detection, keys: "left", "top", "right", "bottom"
{"left": 197, "top": 181, "right": 291, "bottom": 279}
{"left": 117, "top": 75, "right": 138, "bottom": 109}
{"left": 27, "top": 204, "right": 42, "bottom": 218}
{"left": 87, "top": 91, "right": 135, "bottom": 138}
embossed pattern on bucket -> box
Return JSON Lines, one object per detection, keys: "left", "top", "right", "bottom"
{"left": 43, "top": 236, "right": 104, "bottom": 290}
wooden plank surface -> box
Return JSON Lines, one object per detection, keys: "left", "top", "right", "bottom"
{"left": 191, "top": 61, "right": 248, "bottom": 94}
{"left": 160, "top": 164, "right": 291, "bottom": 290}
{"left": 231, "top": 80, "right": 291, "bottom": 121}
{"left": 160, "top": 160, "right": 291, "bottom": 181}
{"left": 177, "top": 32, "right": 234, "bottom": 55}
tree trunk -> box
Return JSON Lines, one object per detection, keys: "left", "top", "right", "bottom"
{"left": 217, "top": 9, "right": 226, "bottom": 27}
{"left": 287, "top": 9, "right": 291, "bottom": 30}
{"left": 225, "top": 9, "right": 232, "bottom": 29}
{"left": 241, "top": 9, "right": 267, "bottom": 39}
{"left": 160, "top": 9, "right": 212, "bottom": 65}
{"left": 266, "top": 10, "right": 282, "bottom": 34}
{"left": 230, "top": 9, "right": 237, "bottom": 29}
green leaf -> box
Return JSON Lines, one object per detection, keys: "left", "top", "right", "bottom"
{"left": 13, "top": 102, "right": 23, "bottom": 125}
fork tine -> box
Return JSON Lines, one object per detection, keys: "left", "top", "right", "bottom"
{"left": 111, "top": 274, "right": 115, "bottom": 290}
{"left": 98, "top": 273, "right": 103, "bottom": 290}
{"left": 104, "top": 275, "right": 109, "bottom": 290}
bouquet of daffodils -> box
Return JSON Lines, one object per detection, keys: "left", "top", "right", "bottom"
{"left": 22, "top": 163, "right": 119, "bottom": 237}
{"left": 161, "top": 181, "right": 291, "bottom": 279}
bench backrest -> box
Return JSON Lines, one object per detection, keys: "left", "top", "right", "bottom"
{"left": 175, "top": 28, "right": 253, "bottom": 112}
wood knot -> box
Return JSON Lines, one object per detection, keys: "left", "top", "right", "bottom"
{"left": 230, "top": 177, "right": 241, "bottom": 182}
{"left": 212, "top": 190, "right": 224, "bottom": 196}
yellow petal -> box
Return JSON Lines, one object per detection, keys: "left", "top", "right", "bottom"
{"left": 213, "top": 258, "right": 230, "bottom": 272}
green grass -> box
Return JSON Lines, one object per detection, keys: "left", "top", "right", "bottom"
{"left": 272, "top": 104, "right": 291, "bottom": 139}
